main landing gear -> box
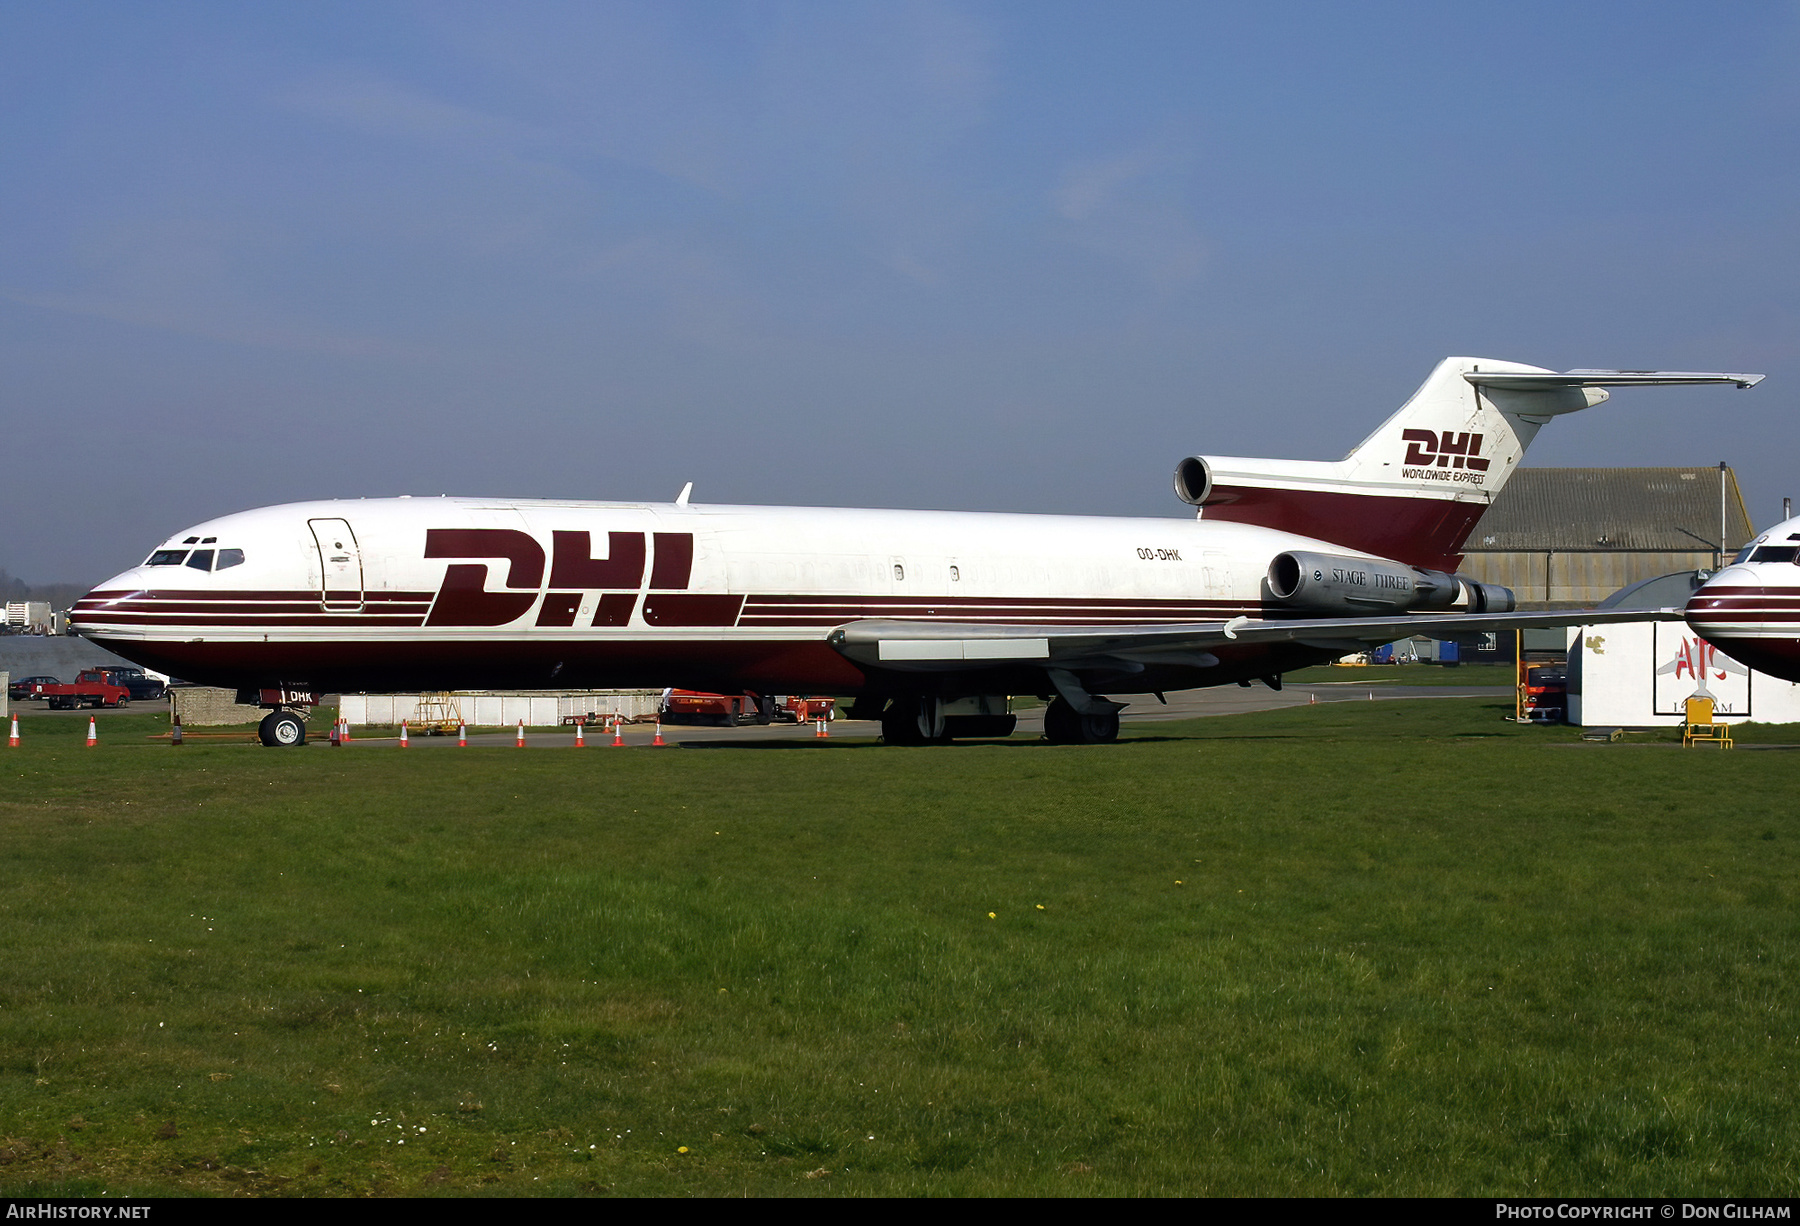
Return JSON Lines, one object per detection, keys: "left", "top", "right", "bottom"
{"left": 876, "top": 696, "right": 1018, "bottom": 745}
{"left": 872, "top": 694, "right": 1119, "bottom": 744}
{"left": 1041, "top": 696, "right": 1120, "bottom": 744}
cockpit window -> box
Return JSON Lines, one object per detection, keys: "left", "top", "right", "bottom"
{"left": 147, "top": 549, "right": 188, "bottom": 566}
{"left": 216, "top": 548, "right": 245, "bottom": 570}
{"left": 186, "top": 549, "right": 215, "bottom": 571}
{"left": 1750, "top": 546, "right": 1800, "bottom": 564}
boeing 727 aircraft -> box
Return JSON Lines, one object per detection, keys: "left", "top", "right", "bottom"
{"left": 71, "top": 357, "right": 1761, "bottom": 745}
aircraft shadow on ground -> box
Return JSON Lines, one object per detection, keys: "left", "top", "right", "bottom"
{"left": 672, "top": 735, "right": 1185, "bottom": 751}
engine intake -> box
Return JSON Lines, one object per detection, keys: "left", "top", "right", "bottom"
{"left": 1267, "top": 551, "right": 1515, "bottom": 615}
{"left": 1172, "top": 456, "right": 1213, "bottom": 506}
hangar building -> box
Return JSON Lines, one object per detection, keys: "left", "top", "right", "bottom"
{"left": 1457, "top": 465, "right": 1753, "bottom": 610}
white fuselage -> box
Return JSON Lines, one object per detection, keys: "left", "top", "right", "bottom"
{"left": 1685, "top": 515, "right": 1800, "bottom": 683}
{"left": 72, "top": 496, "right": 1373, "bottom": 696}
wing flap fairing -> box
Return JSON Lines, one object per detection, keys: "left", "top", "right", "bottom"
{"left": 829, "top": 608, "right": 1678, "bottom": 674}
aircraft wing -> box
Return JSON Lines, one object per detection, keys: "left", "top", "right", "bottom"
{"left": 827, "top": 607, "right": 1680, "bottom": 673}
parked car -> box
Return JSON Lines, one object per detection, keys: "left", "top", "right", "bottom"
{"left": 92, "top": 666, "right": 165, "bottom": 701}
{"left": 8, "top": 675, "right": 61, "bottom": 701}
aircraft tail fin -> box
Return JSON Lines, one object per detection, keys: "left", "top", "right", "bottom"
{"left": 1173, "top": 358, "right": 1760, "bottom": 570}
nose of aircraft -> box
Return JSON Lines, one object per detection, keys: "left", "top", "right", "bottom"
{"left": 67, "top": 567, "right": 150, "bottom": 634}
{"left": 1684, "top": 564, "right": 1800, "bottom": 683}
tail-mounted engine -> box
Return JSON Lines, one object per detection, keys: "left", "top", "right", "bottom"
{"left": 1266, "top": 550, "right": 1514, "bottom": 616}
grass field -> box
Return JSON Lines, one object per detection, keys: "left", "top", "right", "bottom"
{"left": 1283, "top": 663, "right": 1517, "bottom": 687}
{"left": 2, "top": 700, "right": 1796, "bottom": 1197}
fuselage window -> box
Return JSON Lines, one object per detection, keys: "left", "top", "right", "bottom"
{"left": 147, "top": 549, "right": 188, "bottom": 566}
{"left": 186, "top": 549, "right": 215, "bottom": 571}
{"left": 216, "top": 548, "right": 245, "bottom": 570}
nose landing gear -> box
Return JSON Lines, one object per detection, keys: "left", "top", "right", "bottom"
{"left": 258, "top": 709, "right": 307, "bottom": 747}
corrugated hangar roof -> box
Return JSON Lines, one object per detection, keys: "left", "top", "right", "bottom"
{"left": 1464, "top": 467, "right": 1752, "bottom": 552}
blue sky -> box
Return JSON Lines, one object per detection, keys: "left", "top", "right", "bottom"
{"left": 4, "top": 1, "right": 1797, "bottom": 582}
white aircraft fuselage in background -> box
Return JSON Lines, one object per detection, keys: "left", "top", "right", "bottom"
{"left": 1685, "top": 515, "right": 1800, "bottom": 683}
{"left": 72, "top": 357, "right": 1762, "bottom": 743}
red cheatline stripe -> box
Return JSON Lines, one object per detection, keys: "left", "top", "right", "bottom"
{"left": 1689, "top": 587, "right": 1800, "bottom": 597}
{"left": 74, "top": 615, "right": 430, "bottom": 628}
{"left": 742, "top": 595, "right": 1244, "bottom": 609}
{"left": 81, "top": 602, "right": 431, "bottom": 616}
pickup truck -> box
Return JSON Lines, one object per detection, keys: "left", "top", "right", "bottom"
{"left": 33, "top": 669, "right": 133, "bottom": 710}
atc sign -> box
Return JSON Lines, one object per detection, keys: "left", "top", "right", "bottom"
{"left": 1653, "top": 625, "right": 1751, "bottom": 716}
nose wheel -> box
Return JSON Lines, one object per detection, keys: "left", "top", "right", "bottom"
{"left": 258, "top": 710, "right": 307, "bottom": 747}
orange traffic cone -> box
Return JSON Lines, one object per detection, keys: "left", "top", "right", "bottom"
{"left": 516, "top": 719, "right": 525, "bottom": 748}
{"left": 342, "top": 717, "right": 352, "bottom": 743}
{"left": 652, "top": 720, "right": 665, "bottom": 747}
{"left": 329, "top": 719, "right": 340, "bottom": 747}
{"left": 815, "top": 717, "right": 828, "bottom": 739}
{"left": 400, "top": 719, "right": 410, "bottom": 748}
{"left": 86, "top": 717, "right": 97, "bottom": 747}
{"left": 7, "top": 713, "right": 18, "bottom": 747}
{"left": 574, "top": 718, "right": 585, "bottom": 748}
{"left": 458, "top": 721, "right": 467, "bottom": 748}
{"left": 612, "top": 717, "right": 625, "bottom": 747}
{"left": 171, "top": 713, "right": 184, "bottom": 746}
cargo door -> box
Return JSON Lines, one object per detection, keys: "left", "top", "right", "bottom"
{"left": 309, "top": 518, "right": 364, "bottom": 612}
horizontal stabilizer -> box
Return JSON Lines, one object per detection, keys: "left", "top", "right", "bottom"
{"left": 1467, "top": 370, "right": 1764, "bottom": 391}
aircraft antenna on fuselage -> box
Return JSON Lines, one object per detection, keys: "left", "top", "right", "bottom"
{"left": 676, "top": 482, "right": 693, "bottom": 507}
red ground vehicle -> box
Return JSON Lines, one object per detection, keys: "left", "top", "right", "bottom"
{"left": 660, "top": 690, "right": 754, "bottom": 726}
{"left": 1517, "top": 662, "right": 1567, "bottom": 722}
{"left": 659, "top": 691, "right": 835, "bottom": 726}
{"left": 34, "top": 669, "right": 133, "bottom": 710}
